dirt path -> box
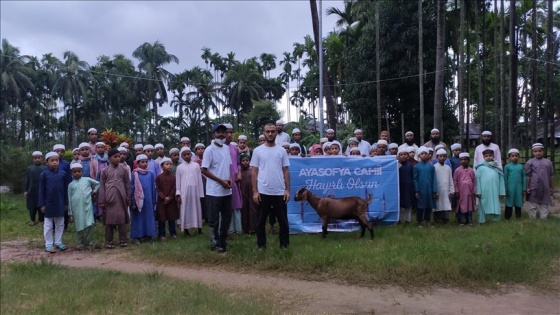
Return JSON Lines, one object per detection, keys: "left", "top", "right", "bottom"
{"left": 1, "top": 241, "right": 558, "bottom": 315}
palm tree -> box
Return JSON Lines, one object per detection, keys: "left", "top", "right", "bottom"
{"left": 52, "top": 51, "right": 92, "bottom": 147}
{"left": 418, "top": 0, "right": 425, "bottom": 140}
{"left": 433, "top": 0, "right": 446, "bottom": 134}
{"left": 187, "top": 66, "right": 223, "bottom": 143}
{"left": 132, "top": 41, "right": 179, "bottom": 141}
{"left": 279, "top": 52, "right": 294, "bottom": 121}
{"left": 259, "top": 53, "right": 277, "bottom": 79}
{"left": 201, "top": 47, "right": 212, "bottom": 71}
{"left": 223, "top": 60, "right": 264, "bottom": 123}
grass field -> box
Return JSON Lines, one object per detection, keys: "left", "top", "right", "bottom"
{"left": 1, "top": 260, "right": 275, "bottom": 314}
{"left": 2, "top": 193, "right": 559, "bottom": 291}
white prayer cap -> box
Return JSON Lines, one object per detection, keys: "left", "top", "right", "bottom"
{"left": 291, "top": 128, "right": 301, "bottom": 134}
{"left": 532, "top": 143, "right": 544, "bottom": 150}
{"left": 407, "top": 146, "right": 416, "bottom": 153}
{"left": 70, "top": 162, "right": 82, "bottom": 170}
{"left": 169, "top": 148, "right": 179, "bottom": 154}
{"left": 72, "top": 148, "right": 79, "bottom": 153}
{"left": 276, "top": 119, "right": 284, "bottom": 125}
{"left": 450, "top": 143, "right": 461, "bottom": 150}
{"left": 78, "top": 142, "right": 89, "bottom": 149}
{"left": 87, "top": 128, "right": 97, "bottom": 134}
{"left": 354, "top": 129, "right": 363, "bottom": 134}
{"left": 289, "top": 143, "right": 300, "bottom": 149}
{"left": 427, "top": 147, "right": 434, "bottom": 152}
{"left": 282, "top": 142, "right": 290, "bottom": 147}
{"left": 32, "top": 151, "right": 42, "bottom": 156}
{"left": 120, "top": 142, "right": 129, "bottom": 148}
{"left": 155, "top": 143, "right": 164, "bottom": 149}
{"left": 434, "top": 144, "right": 444, "bottom": 151}
{"left": 224, "top": 123, "right": 234, "bottom": 130}
{"left": 508, "top": 148, "right": 520, "bottom": 155}
{"left": 53, "top": 144, "right": 65, "bottom": 151}
{"left": 330, "top": 140, "right": 341, "bottom": 148}
{"left": 326, "top": 128, "right": 335, "bottom": 133}
{"left": 160, "top": 157, "right": 172, "bottom": 165}
{"left": 436, "top": 149, "right": 447, "bottom": 156}
{"left": 459, "top": 152, "right": 470, "bottom": 158}
{"left": 143, "top": 144, "right": 154, "bottom": 150}
{"left": 238, "top": 135, "right": 247, "bottom": 140}
{"left": 397, "top": 148, "right": 408, "bottom": 155}
{"left": 135, "top": 154, "right": 148, "bottom": 161}
{"left": 417, "top": 146, "right": 429, "bottom": 154}
{"left": 320, "top": 137, "right": 328, "bottom": 144}
{"left": 388, "top": 143, "right": 398, "bottom": 149}
{"left": 259, "top": 135, "right": 265, "bottom": 140}
{"left": 377, "top": 140, "right": 388, "bottom": 146}
{"left": 405, "top": 131, "right": 414, "bottom": 136}
{"left": 431, "top": 128, "right": 440, "bottom": 133}
{"left": 322, "top": 142, "right": 332, "bottom": 152}
{"left": 482, "top": 130, "right": 492, "bottom": 136}
{"left": 180, "top": 137, "right": 190, "bottom": 142}
{"left": 117, "top": 147, "right": 128, "bottom": 153}
{"left": 95, "top": 142, "right": 105, "bottom": 147}
{"left": 347, "top": 137, "right": 358, "bottom": 144}
{"left": 45, "top": 152, "right": 58, "bottom": 161}
{"left": 180, "top": 147, "right": 191, "bottom": 154}
{"left": 194, "top": 143, "right": 205, "bottom": 149}
{"left": 350, "top": 147, "right": 361, "bottom": 153}
{"left": 134, "top": 144, "right": 143, "bottom": 150}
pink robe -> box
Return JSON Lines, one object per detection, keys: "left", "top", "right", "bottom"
{"left": 453, "top": 166, "right": 476, "bottom": 213}
{"left": 228, "top": 144, "right": 242, "bottom": 209}
{"left": 175, "top": 161, "right": 204, "bottom": 230}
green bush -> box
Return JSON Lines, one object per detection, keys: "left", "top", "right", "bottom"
{"left": 0, "top": 143, "right": 29, "bottom": 194}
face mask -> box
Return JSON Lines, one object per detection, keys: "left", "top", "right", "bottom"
{"left": 214, "top": 138, "right": 225, "bottom": 146}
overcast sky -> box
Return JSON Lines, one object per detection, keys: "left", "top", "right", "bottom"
{"left": 1, "top": 1, "right": 341, "bottom": 120}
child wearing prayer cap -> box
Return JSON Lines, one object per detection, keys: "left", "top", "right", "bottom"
{"left": 413, "top": 146, "right": 438, "bottom": 227}
{"left": 176, "top": 147, "right": 205, "bottom": 236}
{"left": 168, "top": 148, "right": 181, "bottom": 174}
{"left": 54, "top": 144, "right": 73, "bottom": 229}
{"left": 98, "top": 149, "right": 131, "bottom": 248}
{"left": 398, "top": 148, "right": 414, "bottom": 224}
{"left": 449, "top": 143, "right": 462, "bottom": 174}
{"left": 39, "top": 152, "right": 69, "bottom": 252}
{"left": 25, "top": 151, "right": 46, "bottom": 226}
{"left": 68, "top": 162, "right": 99, "bottom": 250}
{"left": 78, "top": 142, "right": 99, "bottom": 181}
{"left": 453, "top": 153, "right": 476, "bottom": 225}
{"left": 156, "top": 157, "right": 180, "bottom": 239}
{"left": 71, "top": 148, "right": 80, "bottom": 164}
{"left": 475, "top": 149, "right": 505, "bottom": 223}
{"left": 433, "top": 148, "right": 454, "bottom": 224}
{"left": 240, "top": 153, "right": 257, "bottom": 233}
{"left": 388, "top": 143, "right": 399, "bottom": 155}
{"left": 524, "top": 143, "right": 554, "bottom": 220}
{"left": 130, "top": 154, "right": 157, "bottom": 244}
{"left": 504, "top": 149, "right": 526, "bottom": 220}
{"left": 289, "top": 143, "right": 301, "bottom": 157}
{"left": 349, "top": 147, "right": 362, "bottom": 156}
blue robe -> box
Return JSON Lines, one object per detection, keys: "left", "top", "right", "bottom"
{"left": 130, "top": 171, "right": 156, "bottom": 239}
{"left": 59, "top": 159, "right": 72, "bottom": 186}
{"left": 38, "top": 168, "right": 68, "bottom": 218}
{"left": 413, "top": 161, "right": 438, "bottom": 209}
{"left": 399, "top": 161, "right": 415, "bottom": 208}
{"left": 449, "top": 156, "right": 461, "bottom": 175}
{"left": 147, "top": 159, "right": 161, "bottom": 182}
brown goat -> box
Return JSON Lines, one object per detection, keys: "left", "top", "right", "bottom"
{"left": 294, "top": 188, "right": 374, "bottom": 239}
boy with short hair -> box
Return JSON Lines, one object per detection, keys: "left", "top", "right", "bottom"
{"left": 413, "top": 147, "right": 438, "bottom": 227}
{"left": 25, "top": 151, "right": 46, "bottom": 226}
{"left": 68, "top": 163, "right": 99, "bottom": 250}
{"left": 453, "top": 153, "right": 476, "bottom": 225}
{"left": 156, "top": 157, "right": 180, "bottom": 239}
{"left": 38, "top": 152, "right": 69, "bottom": 252}
{"left": 525, "top": 143, "right": 554, "bottom": 220}
{"left": 475, "top": 149, "right": 505, "bottom": 223}
{"left": 398, "top": 148, "right": 414, "bottom": 224}
{"left": 504, "top": 148, "right": 526, "bottom": 220}
{"left": 98, "top": 149, "right": 131, "bottom": 248}
{"left": 433, "top": 149, "right": 454, "bottom": 224}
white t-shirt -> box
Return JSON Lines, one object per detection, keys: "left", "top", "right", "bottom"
{"left": 274, "top": 132, "right": 291, "bottom": 145}
{"left": 201, "top": 141, "right": 232, "bottom": 197}
{"left": 250, "top": 145, "right": 290, "bottom": 196}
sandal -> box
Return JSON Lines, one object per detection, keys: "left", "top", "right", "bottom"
{"left": 120, "top": 242, "right": 128, "bottom": 248}
{"left": 44, "top": 246, "right": 56, "bottom": 253}
{"left": 56, "top": 244, "right": 68, "bottom": 251}
{"left": 28, "top": 221, "right": 35, "bottom": 226}
{"left": 105, "top": 242, "right": 115, "bottom": 249}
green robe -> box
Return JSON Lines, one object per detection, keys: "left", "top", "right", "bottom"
{"left": 68, "top": 177, "right": 100, "bottom": 231}
{"left": 504, "top": 162, "right": 525, "bottom": 207}
{"left": 475, "top": 162, "right": 505, "bottom": 220}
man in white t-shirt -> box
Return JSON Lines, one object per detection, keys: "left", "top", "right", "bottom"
{"left": 201, "top": 124, "right": 232, "bottom": 253}
{"left": 274, "top": 119, "right": 290, "bottom": 145}
{"left": 251, "top": 123, "right": 291, "bottom": 249}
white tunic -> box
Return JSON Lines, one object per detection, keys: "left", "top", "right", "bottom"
{"left": 434, "top": 163, "right": 455, "bottom": 211}
{"left": 175, "top": 161, "right": 205, "bottom": 230}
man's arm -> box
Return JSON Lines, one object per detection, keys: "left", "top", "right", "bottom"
{"left": 201, "top": 167, "right": 230, "bottom": 189}
{"left": 251, "top": 166, "right": 260, "bottom": 205}
{"left": 283, "top": 166, "right": 290, "bottom": 203}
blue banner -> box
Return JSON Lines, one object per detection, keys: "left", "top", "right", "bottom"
{"left": 288, "top": 156, "right": 399, "bottom": 233}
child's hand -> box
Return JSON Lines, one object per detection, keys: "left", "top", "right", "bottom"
{"left": 40, "top": 206, "right": 45, "bottom": 213}
{"left": 499, "top": 195, "right": 505, "bottom": 200}
{"left": 433, "top": 193, "right": 439, "bottom": 200}
{"left": 415, "top": 192, "right": 419, "bottom": 199}
{"left": 176, "top": 195, "right": 182, "bottom": 205}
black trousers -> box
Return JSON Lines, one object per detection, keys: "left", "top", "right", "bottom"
{"left": 206, "top": 195, "right": 232, "bottom": 250}
{"left": 505, "top": 206, "right": 521, "bottom": 219}
{"left": 256, "top": 194, "right": 289, "bottom": 248}
{"left": 29, "top": 207, "right": 44, "bottom": 222}
{"left": 416, "top": 208, "right": 432, "bottom": 223}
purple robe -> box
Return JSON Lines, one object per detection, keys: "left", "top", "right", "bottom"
{"left": 228, "top": 143, "right": 242, "bottom": 209}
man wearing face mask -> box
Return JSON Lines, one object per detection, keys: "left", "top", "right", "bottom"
{"left": 474, "top": 131, "right": 502, "bottom": 169}
{"left": 200, "top": 124, "right": 232, "bottom": 254}
{"left": 424, "top": 128, "right": 447, "bottom": 150}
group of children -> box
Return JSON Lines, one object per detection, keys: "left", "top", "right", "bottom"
{"left": 397, "top": 142, "right": 554, "bottom": 227}
{"left": 25, "top": 130, "right": 554, "bottom": 252}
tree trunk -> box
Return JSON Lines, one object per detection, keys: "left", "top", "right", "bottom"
{"left": 530, "top": 0, "right": 538, "bottom": 145}
{"left": 508, "top": 0, "right": 517, "bottom": 149}
{"left": 418, "top": 0, "right": 425, "bottom": 141}
{"left": 476, "top": 0, "right": 486, "bottom": 132}
{"left": 376, "top": 0, "right": 382, "bottom": 134}
{"left": 466, "top": 25, "right": 471, "bottom": 152}
{"left": 546, "top": 0, "right": 554, "bottom": 159}
{"left": 499, "top": 0, "right": 506, "bottom": 156}
{"left": 309, "top": 0, "right": 337, "bottom": 131}
{"left": 19, "top": 100, "right": 26, "bottom": 146}
{"left": 458, "top": 0, "right": 465, "bottom": 147}
{"left": 71, "top": 100, "right": 77, "bottom": 149}
{"left": 434, "top": 0, "right": 446, "bottom": 135}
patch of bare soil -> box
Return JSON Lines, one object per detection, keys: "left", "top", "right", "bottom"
{"left": 1, "top": 241, "right": 558, "bottom": 315}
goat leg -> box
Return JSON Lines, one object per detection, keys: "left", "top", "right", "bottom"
{"left": 321, "top": 216, "right": 329, "bottom": 238}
